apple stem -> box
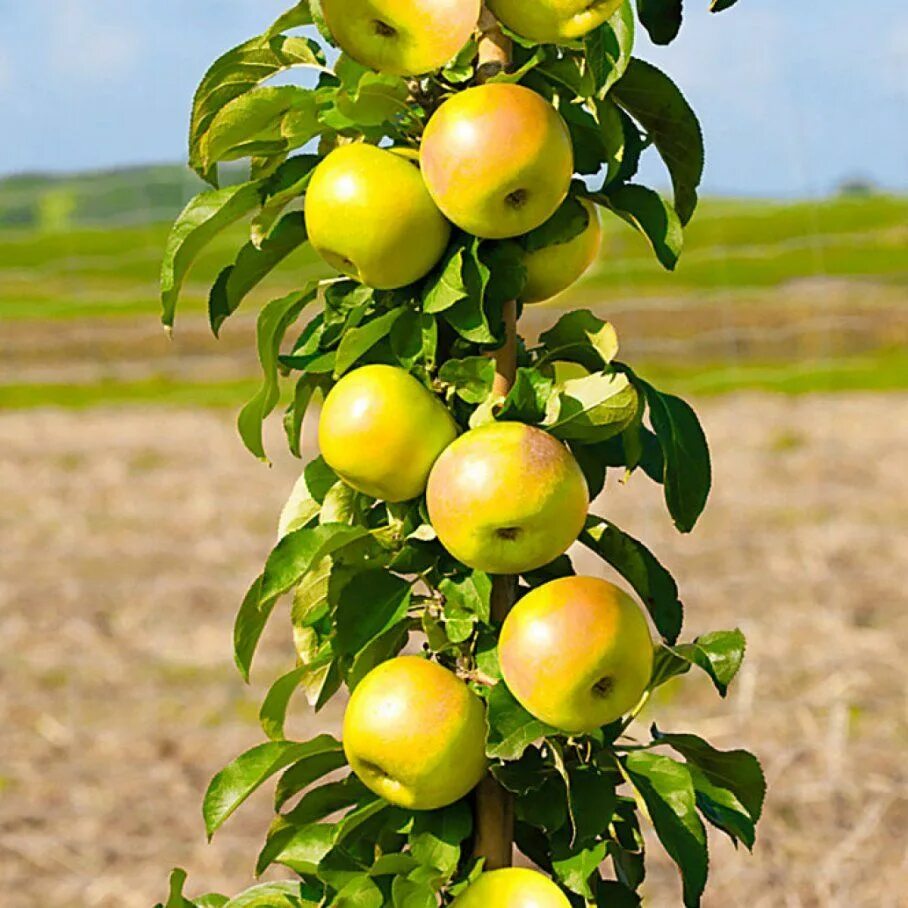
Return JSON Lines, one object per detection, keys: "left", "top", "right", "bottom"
{"left": 471, "top": 7, "right": 519, "bottom": 873}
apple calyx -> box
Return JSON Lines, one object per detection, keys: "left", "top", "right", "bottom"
{"left": 372, "top": 19, "right": 397, "bottom": 38}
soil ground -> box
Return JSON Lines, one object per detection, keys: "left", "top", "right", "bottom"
{"left": 1, "top": 394, "right": 907, "bottom": 907}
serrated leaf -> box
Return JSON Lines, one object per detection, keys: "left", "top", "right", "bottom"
{"left": 652, "top": 728, "right": 765, "bottom": 823}
{"left": 581, "top": 517, "right": 683, "bottom": 643}
{"left": 655, "top": 629, "right": 747, "bottom": 696}
{"left": 223, "top": 881, "right": 314, "bottom": 908}
{"left": 251, "top": 154, "right": 319, "bottom": 245}
{"left": 540, "top": 309, "right": 620, "bottom": 371}
{"left": 274, "top": 746, "right": 349, "bottom": 811}
{"left": 486, "top": 682, "right": 558, "bottom": 761}
{"left": 202, "top": 86, "right": 319, "bottom": 170}
{"left": 160, "top": 183, "right": 261, "bottom": 327}
{"left": 497, "top": 367, "right": 553, "bottom": 425}
{"left": 623, "top": 752, "right": 708, "bottom": 907}
{"left": 203, "top": 736, "right": 341, "bottom": 838}
{"left": 635, "top": 377, "right": 711, "bottom": 533}
{"left": 545, "top": 371, "right": 639, "bottom": 443}
{"left": 409, "top": 801, "right": 472, "bottom": 879}
{"left": 592, "top": 183, "right": 683, "bottom": 270}
{"left": 584, "top": 0, "right": 635, "bottom": 96}
{"left": 524, "top": 195, "right": 589, "bottom": 253}
{"left": 552, "top": 841, "right": 608, "bottom": 898}
{"left": 279, "top": 457, "right": 339, "bottom": 538}
{"left": 438, "top": 356, "right": 495, "bottom": 404}
{"left": 612, "top": 59, "right": 704, "bottom": 225}
{"left": 266, "top": 2, "right": 314, "bottom": 37}
{"left": 260, "top": 667, "right": 308, "bottom": 740}
{"left": 439, "top": 571, "right": 492, "bottom": 643}
{"left": 258, "top": 822, "right": 336, "bottom": 877}
{"left": 261, "top": 524, "right": 371, "bottom": 609}
{"left": 689, "top": 765, "right": 756, "bottom": 849}
{"left": 636, "top": 0, "right": 684, "bottom": 45}
{"left": 334, "top": 307, "right": 405, "bottom": 376}
{"left": 335, "top": 571, "right": 412, "bottom": 657}
{"left": 238, "top": 285, "right": 319, "bottom": 461}
{"left": 190, "top": 34, "right": 325, "bottom": 183}
{"left": 391, "top": 877, "right": 437, "bottom": 908}
{"left": 209, "top": 211, "right": 309, "bottom": 336}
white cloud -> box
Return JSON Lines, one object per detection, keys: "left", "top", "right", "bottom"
{"left": 46, "top": 0, "right": 140, "bottom": 82}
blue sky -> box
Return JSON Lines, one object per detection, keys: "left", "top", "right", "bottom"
{"left": 0, "top": 0, "right": 905, "bottom": 196}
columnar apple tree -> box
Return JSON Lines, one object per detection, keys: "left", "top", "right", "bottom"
{"left": 158, "top": 2, "right": 764, "bottom": 906}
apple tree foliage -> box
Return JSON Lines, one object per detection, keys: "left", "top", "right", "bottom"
{"left": 156, "top": 2, "right": 763, "bottom": 906}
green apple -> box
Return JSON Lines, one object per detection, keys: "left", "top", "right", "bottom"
{"left": 426, "top": 421, "right": 589, "bottom": 574}
{"left": 451, "top": 868, "right": 571, "bottom": 907}
{"left": 320, "top": 0, "right": 481, "bottom": 76}
{"left": 343, "top": 656, "right": 488, "bottom": 810}
{"left": 318, "top": 364, "right": 457, "bottom": 502}
{"left": 420, "top": 83, "right": 574, "bottom": 239}
{"left": 487, "top": 0, "right": 624, "bottom": 44}
{"left": 305, "top": 143, "right": 451, "bottom": 289}
{"left": 499, "top": 576, "right": 653, "bottom": 733}
{"left": 522, "top": 199, "right": 602, "bottom": 303}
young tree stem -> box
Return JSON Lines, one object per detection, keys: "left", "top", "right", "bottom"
{"left": 471, "top": 6, "right": 517, "bottom": 872}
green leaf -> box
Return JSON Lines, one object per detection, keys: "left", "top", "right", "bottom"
{"left": 422, "top": 239, "right": 470, "bottom": 314}
{"left": 285, "top": 373, "right": 330, "bottom": 458}
{"left": 538, "top": 309, "right": 619, "bottom": 371}
{"left": 391, "top": 877, "right": 437, "bottom": 908}
{"left": 523, "top": 196, "right": 589, "bottom": 253}
{"left": 581, "top": 517, "right": 683, "bottom": 643}
{"left": 438, "top": 356, "right": 495, "bottom": 404}
{"left": 552, "top": 841, "right": 608, "bottom": 898}
{"left": 334, "top": 307, "right": 405, "bottom": 377}
{"left": 160, "top": 183, "right": 261, "bottom": 328}
{"left": 347, "top": 619, "right": 411, "bottom": 690}
{"left": 612, "top": 59, "right": 704, "bottom": 225}
{"left": 623, "top": 752, "right": 708, "bottom": 907}
{"left": 584, "top": 0, "right": 635, "bottom": 96}
{"left": 688, "top": 765, "right": 756, "bottom": 850}
{"left": 497, "top": 367, "right": 553, "bottom": 425}
{"left": 568, "top": 763, "right": 620, "bottom": 846}
{"left": 266, "top": 2, "right": 314, "bottom": 37}
{"left": 545, "top": 371, "right": 639, "bottom": 443}
{"left": 335, "top": 570, "right": 412, "bottom": 656}
{"left": 332, "top": 876, "right": 383, "bottom": 908}
{"left": 259, "top": 822, "right": 336, "bottom": 877}
{"left": 233, "top": 574, "right": 271, "bottom": 682}
{"left": 636, "top": 0, "right": 684, "bottom": 45}
{"left": 274, "top": 745, "right": 348, "bottom": 811}
{"left": 252, "top": 154, "right": 319, "bottom": 246}
{"left": 652, "top": 728, "right": 765, "bottom": 824}
{"left": 261, "top": 524, "right": 371, "bottom": 609}
{"left": 223, "top": 881, "right": 314, "bottom": 908}
{"left": 190, "top": 34, "right": 325, "bottom": 183}
{"left": 654, "top": 629, "right": 747, "bottom": 696}
{"left": 209, "top": 211, "right": 308, "bottom": 336}
{"left": 278, "top": 457, "right": 339, "bottom": 538}
{"left": 260, "top": 667, "right": 308, "bottom": 740}
{"left": 390, "top": 310, "right": 438, "bottom": 371}
{"left": 592, "top": 183, "right": 683, "bottom": 270}
{"left": 237, "top": 285, "right": 319, "bottom": 460}
{"left": 486, "top": 682, "right": 557, "bottom": 761}
{"left": 202, "top": 86, "right": 320, "bottom": 170}
{"left": 439, "top": 571, "right": 492, "bottom": 643}
{"left": 203, "top": 736, "right": 341, "bottom": 838}
{"left": 636, "top": 377, "right": 711, "bottom": 533}
{"left": 409, "top": 800, "right": 472, "bottom": 879}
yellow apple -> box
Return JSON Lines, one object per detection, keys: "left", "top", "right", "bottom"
{"left": 452, "top": 868, "right": 571, "bottom": 907}
{"left": 320, "top": 0, "right": 481, "bottom": 76}
{"left": 318, "top": 364, "right": 458, "bottom": 502}
{"left": 343, "top": 656, "right": 488, "bottom": 810}
{"left": 522, "top": 199, "right": 602, "bottom": 304}
{"left": 426, "top": 422, "right": 589, "bottom": 574}
{"left": 420, "top": 84, "right": 574, "bottom": 239}
{"left": 499, "top": 576, "right": 653, "bottom": 734}
{"left": 488, "top": 0, "right": 624, "bottom": 44}
{"left": 305, "top": 144, "right": 451, "bottom": 289}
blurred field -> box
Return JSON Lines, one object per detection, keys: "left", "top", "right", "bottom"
{"left": 1, "top": 171, "right": 907, "bottom": 906}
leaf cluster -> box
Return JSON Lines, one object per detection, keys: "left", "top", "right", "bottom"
{"left": 157, "top": 1, "right": 761, "bottom": 906}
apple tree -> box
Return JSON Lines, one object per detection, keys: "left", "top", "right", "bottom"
{"left": 157, "top": 1, "right": 764, "bottom": 905}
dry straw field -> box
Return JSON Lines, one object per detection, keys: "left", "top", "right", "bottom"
{"left": 1, "top": 392, "right": 906, "bottom": 907}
